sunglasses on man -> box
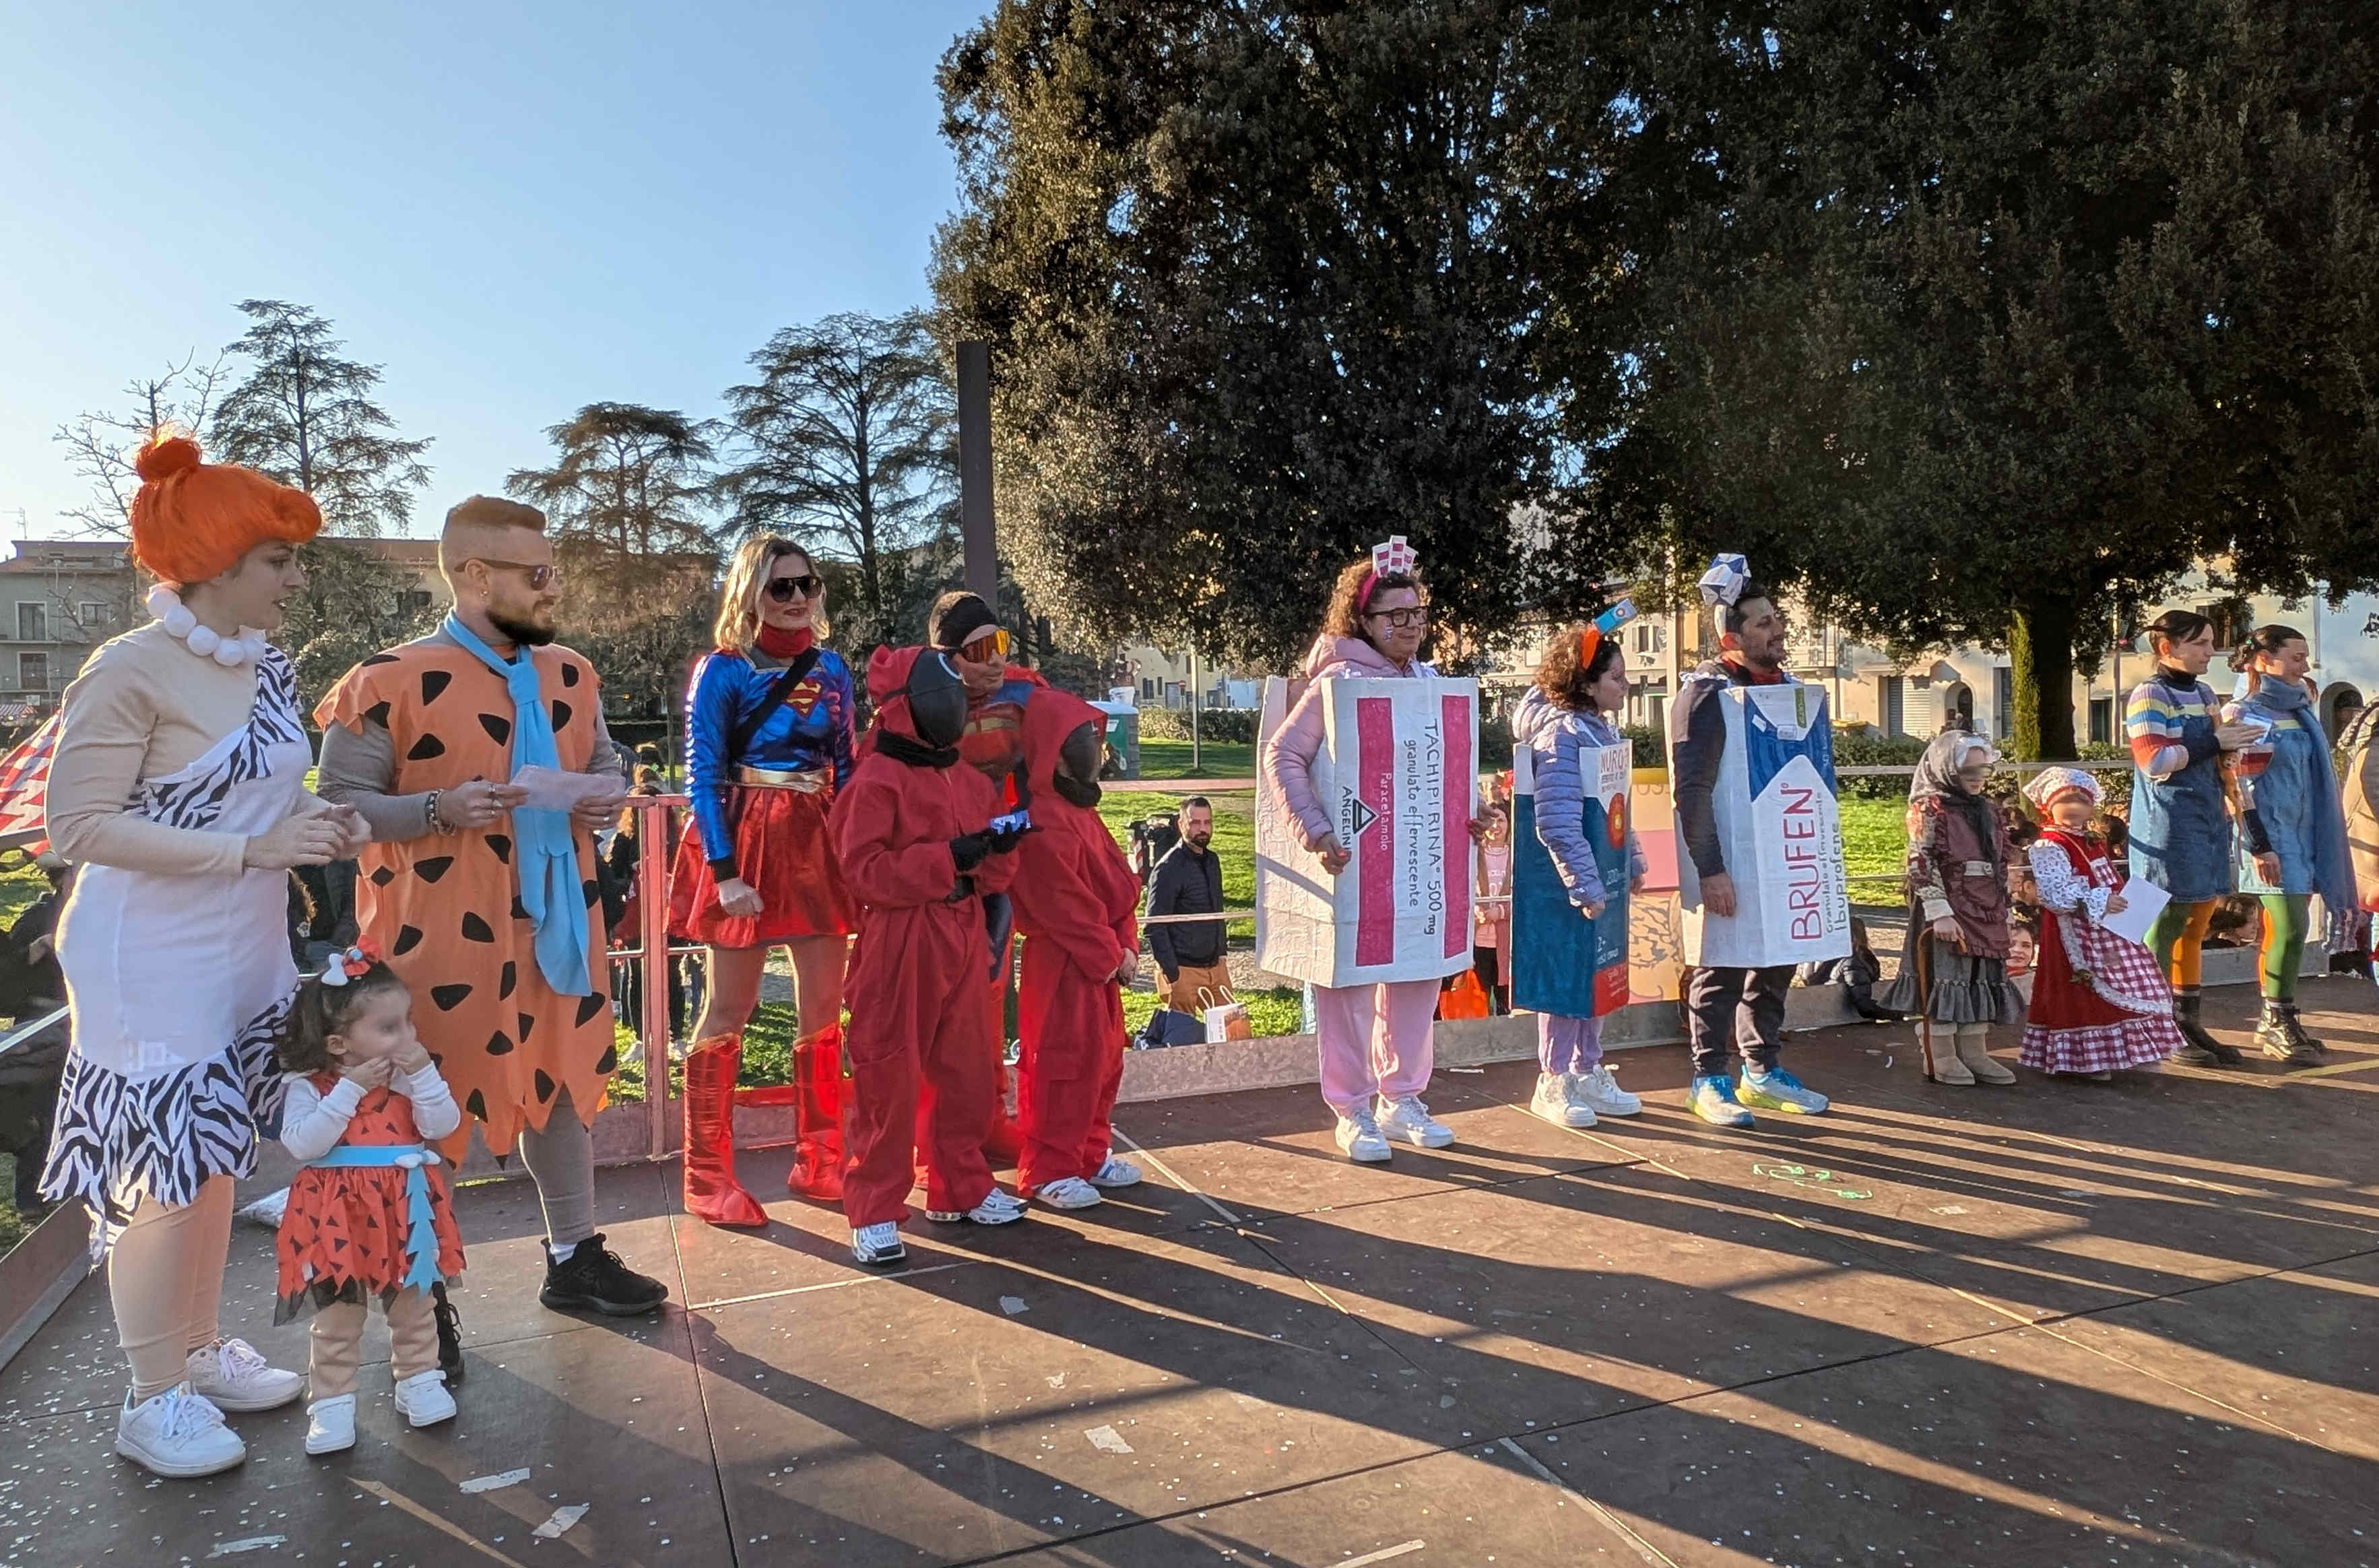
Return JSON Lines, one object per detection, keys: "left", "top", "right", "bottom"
{"left": 470, "top": 558, "right": 561, "bottom": 591}
{"left": 765, "top": 574, "right": 824, "bottom": 603}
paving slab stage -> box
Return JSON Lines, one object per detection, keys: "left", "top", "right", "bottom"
{"left": 4, "top": 981, "right": 2376, "bottom": 1567}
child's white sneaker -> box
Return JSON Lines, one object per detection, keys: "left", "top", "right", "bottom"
{"left": 1530, "top": 1071, "right": 1596, "bottom": 1128}
{"left": 1086, "top": 1155, "right": 1142, "bottom": 1188}
{"left": 850, "top": 1222, "right": 907, "bottom": 1266}
{"left": 1572, "top": 1065, "right": 1642, "bottom": 1117}
{"left": 185, "top": 1336, "right": 303, "bottom": 1412}
{"left": 1334, "top": 1106, "right": 1393, "bottom": 1162}
{"left": 1033, "top": 1176, "right": 1103, "bottom": 1209}
{"left": 117, "top": 1383, "right": 245, "bottom": 1478}
{"left": 304, "top": 1394, "right": 357, "bottom": 1456}
{"left": 392, "top": 1369, "right": 455, "bottom": 1429}
{"left": 1376, "top": 1093, "right": 1456, "bottom": 1148}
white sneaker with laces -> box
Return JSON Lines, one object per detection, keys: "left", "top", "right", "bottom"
{"left": 1033, "top": 1176, "right": 1103, "bottom": 1210}
{"left": 850, "top": 1222, "right": 907, "bottom": 1266}
{"left": 304, "top": 1394, "right": 357, "bottom": 1456}
{"left": 1334, "top": 1107, "right": 1393, "bottom": 1162}
{"left": 185, "top": 1336, "right": 303, "bottom": 1413}
{"left": 392, "top": 1369, "right": 456, "bottom": 1428}
{"left": 117, "top": 1383, "right": 245, "bottom": 1478}
{"left": 1087, "top": 1155, "right": 1142, "bottom": 1188}
{"left": 1571, "top": 1065, "right": 1642, "bottom": 1117}
{"left": 1530, "top": 1071, "right": 1595, "bottom": 1129}
{"left": 1376, "top": 1094, "right": 1455, "bottom": 1148}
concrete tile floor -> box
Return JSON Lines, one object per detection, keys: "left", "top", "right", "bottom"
{"left": 2, "top": 980, "right": 2375, "bottom": 1566}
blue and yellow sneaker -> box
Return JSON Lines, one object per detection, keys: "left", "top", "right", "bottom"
{"left": 1738, "top": 1066, "right": 1829, "bottom": 1115}
{"left": 1687, "top": 1074, "right": 1755, "bottom": 1128}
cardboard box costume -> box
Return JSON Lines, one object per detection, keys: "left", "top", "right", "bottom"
{"left": 1669, "top": 678, "right": 1851, "bottom": 970}
{"left": 1510, "top": 733, "right": 1633, "bottom": 1018}
{"left": 1256, "top": 675, "right": 1479, "bottom": 989}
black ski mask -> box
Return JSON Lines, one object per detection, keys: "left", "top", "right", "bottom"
{"left": 1053, "top": 720, "right": 1103, "bottom": 808}
{"left": 905, "top": 650, "right": 970, "bottom": 752}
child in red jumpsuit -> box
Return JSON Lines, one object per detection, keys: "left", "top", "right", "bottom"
{"left": 1010, "top": 690, "right": 1144, "bottom": 1208}
{"left": 832, "top": 645, "right": 1027, "bottom": 1266}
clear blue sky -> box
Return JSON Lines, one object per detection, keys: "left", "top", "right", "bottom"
{"left": 0, "top": 1, "right": 991, "bottom": 537}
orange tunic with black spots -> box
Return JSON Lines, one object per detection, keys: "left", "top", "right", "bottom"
{"left": 315, "top": 641, "right": 618, "bottom": 1158}
{"left": 274, "top": 1074, "right": 465, "bottom": 1321}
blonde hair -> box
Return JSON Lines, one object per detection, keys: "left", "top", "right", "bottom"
{"left": 713, "top": 535, "right": 828, "bottom": 651}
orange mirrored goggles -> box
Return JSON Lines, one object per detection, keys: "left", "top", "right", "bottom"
{"left": 962, "top": 628, "right": 1012, "bottom": 659}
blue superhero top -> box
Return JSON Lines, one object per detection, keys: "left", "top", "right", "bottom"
{"left": 684, "top": 645, "right": 857, "bottom": 873}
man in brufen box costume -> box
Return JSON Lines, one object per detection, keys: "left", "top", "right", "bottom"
{"left": 1008, "top": 688, "right": 1144, "bottom": 1209}
{"left": 833, "top": 644, "right": 1029, "bottom": 1268}
{"left": 317, "top": 496, "right": 669, "bottom": 1322}
{"left": 1668, "top": 554, "right": 1837, "bottom": 1129}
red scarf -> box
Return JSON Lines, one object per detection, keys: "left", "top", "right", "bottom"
{"left": 756, "top": 624, "right": 814, "bottom": 660}
{"left": 1721, "top": 653, "right": 1787, "bottom": 686}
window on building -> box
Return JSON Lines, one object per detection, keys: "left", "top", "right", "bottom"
{"left": 1880, "top": 676, "right": 1905, "bottom": 736}
{"left": 19, "top": 652, "right": 47, "bottom": 690}
{"left": 1648, "top": 693, "right": 1665, "bottom": 733}
{"left": 1994, "top": 667, "right": 2012, "bottom": 739}
{"left": 1634, "top": 622, "right": 1651, "bottom": 653}
{"left": 15, "top": 604, "right": 44, "bottom": 643}
{"left": 79, "top": 601, "right": 108, "bottom": 629}
{"left": 2089, "top": 696, "right": 2114, "bottom": 744}
{"left": 1140, "top": 678, "right": 1155, "bottom": 700}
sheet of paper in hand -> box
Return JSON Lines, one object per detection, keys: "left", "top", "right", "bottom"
{"left": 1671, "top": 681, "right": 1850, "bottom": 969}
{"left": 1510, "top": 732, "right": 1633, "bottom": 1019}
{"left": 1255, "top": 675, "right": 1478, "bottom": 988}
{"left": 509, "top": 765, "right": 621, "bottom": 814}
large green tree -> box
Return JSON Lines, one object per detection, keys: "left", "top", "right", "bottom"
{"left": 713, "top": 311, "right": 956, "bottom": 636}
{"left": 934, "top": 0, "right": 1605, "bottom": 669}
{"left": 211, "top": 300, "right": 433, "bottom": 537}
{"left": 506, "top": 402, "right": 717, "bottom": 556}
{"left": 1567, "top": 0, "right": 2379, "bottom": 756}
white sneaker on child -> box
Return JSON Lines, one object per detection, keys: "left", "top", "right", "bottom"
{"left": 850, "top": 1222, "right": 907, "bottom": 1266}
{"left": 185, "top": 1336, "right": 303, "bottom": 1412}
{"left": 1033, "top": 1176, "right": 1103, "bottom": 1210}
{"left": 304, "top": 1394, "right": 357, "bottom": 1456}
{"left": 392, "top": 1369, "right": 456, "bottom": 1428}
{"left": 1530, "top": 1071, "right": 1596, "bottom": 1128}
{"left": 1334, "top": 1106, "right": 1393, "bottom": 1163}
{"left": 117, "top": 1383, "right": 245, "bottom": 1477}
{"left": 1087, "top": 1155, "right": 1142, "bottom": 1188}
{"left": 1571, "top": 1065, "right": 1642, "bottom": 1118}
{"left": 1376, "top": 1094, "right": 1456, "bottom": 1148}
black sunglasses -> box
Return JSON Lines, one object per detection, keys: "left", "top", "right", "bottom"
{"left": 765, "top": 574, "right": 822, "bottom": 603}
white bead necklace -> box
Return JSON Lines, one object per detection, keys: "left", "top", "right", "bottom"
{"left": 146, "top": 585, "right": 271, "bottom": 667}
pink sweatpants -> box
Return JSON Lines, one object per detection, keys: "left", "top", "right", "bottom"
{"left": 1313, "top": 978, "right": 1439, "bottom": 1115}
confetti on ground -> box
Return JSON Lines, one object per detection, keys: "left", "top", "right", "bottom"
{"left": 1753, "top": 1163, "right": 1874, "bottom": 1200}
{"left": 459, "top": 1468, "right": 533, "bottom": 1493}
{"left": 998, "top": 1296, "right": 1029, "bottom": 1315}
{"left": 533, "top": 1504, "right": 590, "bottom": 1539}
{"left": 1084, "top": 1425, "right": 1134, "bottom": 1454}
{"left": 207, "top": 1538, "right": 288, "bottom": 1558}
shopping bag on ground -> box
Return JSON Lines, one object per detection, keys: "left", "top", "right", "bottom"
{"left": 1201, "top": 986, "right": 1252, "bottom": 1042}
{"left": 1138, "top": 1008, "right": 1206, "bottom": 1047}
{"left": 1438, "top": 971, "right": 1491, "bottom": 1019}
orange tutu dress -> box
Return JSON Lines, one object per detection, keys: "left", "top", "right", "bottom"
{"left": 275, "top": 1074, "right": 465, "bottom": 1322}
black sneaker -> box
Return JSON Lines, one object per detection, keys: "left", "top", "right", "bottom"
{"left": 430, "top": 1282, "right": 465, "bottom": 1385}
{"left": 540, "top": 1233, "right": 669, "bottom": 1317}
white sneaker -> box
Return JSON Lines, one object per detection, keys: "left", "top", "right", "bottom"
{"left": 117, "top": 1383, "right": 245, "bottom": 1478}
{"left": 185, "top": 1336, "right": 304, "bottom": 1413}
{"left": 392, "top": 1369, "right": 456, "bottom": 1428}
{"left": 850, "top": 1222, "right": 907, "bottom": 1266}
{"left": 304, "top": 1394, "right": 356, "bottom": 1456}
{"left": 1334, "top": 1106, "right": 1393, "bottom": 1162}
{"left": 1033, "top": 1177, "right": 1103, "bottom": 1210}
{"left": 929, "top": 1187, "right": 1027, "bottom": 1224}
{"left": 1571, "top": 1065, "right": 1642, "bottom": 1117}
{"left": 1376, "top": 1094, "right": 1455, "bottom": 1148}
{"left": 1530, "top": 1071, "right": 1596, "bottom": 1129}
{"left": 1087, "top": 1155, "right": 1142, "bottom": 1188}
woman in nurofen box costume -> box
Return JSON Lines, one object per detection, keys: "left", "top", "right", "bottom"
{"left": 1262, "top": 540, "right": 1493, "bottom": 1163}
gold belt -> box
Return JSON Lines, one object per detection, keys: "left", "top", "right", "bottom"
{"left": 735, "top": 765, "right": 831, "bottom": 791}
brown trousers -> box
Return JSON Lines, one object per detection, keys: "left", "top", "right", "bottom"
{"left": 1163, "top": 962, "right": 1233, "bottom": 1015}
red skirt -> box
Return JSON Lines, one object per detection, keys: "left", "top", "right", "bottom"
{"left": 670, "top": 784, "right": 856, "bottom": 947}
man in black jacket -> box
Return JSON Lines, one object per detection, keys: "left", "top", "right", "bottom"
{"left": 1671, "top": 581, "right": 1832, "bottom": 1128}
{"left": 1145, "top": 797, "right": 1229, "bottom": 1011}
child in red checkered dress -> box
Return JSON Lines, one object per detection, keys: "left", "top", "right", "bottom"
{"left": 2019, "top": 768, "right": 2184, "bottom": 1080}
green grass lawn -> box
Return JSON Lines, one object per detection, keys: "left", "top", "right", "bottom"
{"left": 1137, "top": 737, "right": 1254, "bottom": 779}
{"left": 1838, "top": 795, "right": 1910, "bottom": 886}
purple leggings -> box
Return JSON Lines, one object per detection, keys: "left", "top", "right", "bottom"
{"left": 1539, "top": 1012, "right": 1604, "bottom": 1075}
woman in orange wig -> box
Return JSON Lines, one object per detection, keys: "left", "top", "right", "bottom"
{"left": 39, "top": 432, "right": 366, "bottom": 1478}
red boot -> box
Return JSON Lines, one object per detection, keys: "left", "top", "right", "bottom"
{"left": 683, "top": 1036, "right": 767, "bottom": 1229}
{"left": 787, "top": 1025, "right": 849, "bottom": 1202}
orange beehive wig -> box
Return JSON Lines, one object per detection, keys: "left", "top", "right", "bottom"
{"left": 127, "top": 432, "right": 321, "bottom": 586}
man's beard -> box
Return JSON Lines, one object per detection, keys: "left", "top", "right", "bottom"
{"left": 490, "top": 609, "right": 557, "bottom": 647}
{"left": 1185, "top": 832, "right": 1211, "bottom": 849}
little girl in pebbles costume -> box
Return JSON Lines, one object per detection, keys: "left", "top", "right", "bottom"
{"left": 2019, "top": 768, "right": 2184, "bottom": 1080}
{"left": 273, "top": 946, "right": 464, "bottom": 1455}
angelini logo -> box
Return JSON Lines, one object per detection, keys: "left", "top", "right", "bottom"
{"left": 1341, "top": 792, "right": 1379, "bottom": 839}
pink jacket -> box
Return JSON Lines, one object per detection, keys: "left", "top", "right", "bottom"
{"left": 1261, "top": 634, "right": 1435, "bottom": 848}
